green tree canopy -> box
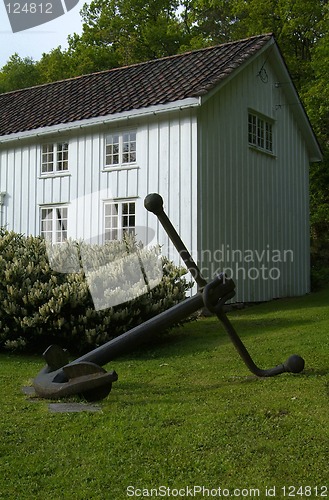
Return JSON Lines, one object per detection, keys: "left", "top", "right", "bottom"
{"left": 231, "top": 0, "right": 326, "bottom": 87}
{"left": 68, "top": 0, "right": 188, "bottom": 69}
{"left": 302, "top": 2, "right": 329, "bottom": 146}
{"left": 36, "top": 47, "right": 73, "bottom": 83}
{"left": 0, "top": 54, "right": 42, "bottom": 93}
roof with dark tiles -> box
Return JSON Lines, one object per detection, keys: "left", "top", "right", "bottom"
{"left": 0, "top": 34, "right": 272, "bottom": 137}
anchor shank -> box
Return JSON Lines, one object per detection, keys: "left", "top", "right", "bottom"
{"left": 72, "top": 292, "right": 204, "bottom": 367}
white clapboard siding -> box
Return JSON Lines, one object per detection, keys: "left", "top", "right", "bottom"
{"left": 0, "top": 144, "right": 39, "bottom": 235}
{"left": 136, "top": 110, "right": 198, "bottom": 277}
{"left": 198, "top": 56, "right": 310, "bottom": 301}
{"left": 0, "top": 109, "right": 197, "bottom": 278}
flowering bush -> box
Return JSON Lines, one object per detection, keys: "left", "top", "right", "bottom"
{"left": 0, "top": 229, "right": 192, "bottom": 353}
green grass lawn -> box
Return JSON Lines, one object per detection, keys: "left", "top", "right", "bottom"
{"left": 0, "top": 287, "right": 328, "bottom": 499}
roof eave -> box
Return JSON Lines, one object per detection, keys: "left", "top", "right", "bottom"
{"left": 270, "top": 43, "right": 323, "bottom": 163}
{"left": 0, "top": 97, "right": 201, "bottom": 144}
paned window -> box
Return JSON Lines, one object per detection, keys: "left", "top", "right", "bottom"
{"left": 248, "top": 112, "right": 273, "bottom": 153}
{"left": 40, "top": 206, "right": 68, "bottom": 243}
{"left": 105, "top": 132, "right": 136, "bottom": 167}
{"left": 104, "top": 201, "right": 135, "bottom": 240}
{"left": 41, "top": 142, "right": 69, "bottom": 174}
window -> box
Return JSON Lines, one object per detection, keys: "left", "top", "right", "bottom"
{"left": 104, "top": 201, "right": 136, "bottom": 240}
{"left": 40, "top": 206, "right": 68, "bottom": 243}
{"left": 105, "top": 132, "right": 136, "bottom": 167}
{"left": 41, "top": 142, "right": 69, "bottom": 174}
{"left": 248, "top": 112, "right": 273, "bottom": 153}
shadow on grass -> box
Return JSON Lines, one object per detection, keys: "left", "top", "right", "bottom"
{"left": 112, "top": 377, "right": 262, "bottom": 406}
{"left": 110, "top": 368, "right": 317, "bottom": 407}
{"left": 219, "top": 316, "right": 314, "bottom": 335}
{"left": 118, "top": 314, "right": 314, "bottom": 362}
{"left": 302, "top": 367, "right": 329, "bottom": 377}
{"left": 231, "top": 285, "right": 329, "bottom": 314}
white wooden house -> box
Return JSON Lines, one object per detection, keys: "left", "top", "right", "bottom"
{"left": 0, "top": 34, "right": 322, "bottom": 302}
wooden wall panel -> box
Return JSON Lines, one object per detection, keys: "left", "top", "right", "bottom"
{"left": 198, "top": 56, "right": 310, "bottom": 301}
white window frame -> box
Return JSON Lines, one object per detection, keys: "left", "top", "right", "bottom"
{"left": 104, "top": 200, "right": 136, "bottom": 241}
{"left": 40, "top": 205, "right": 68, "bottom": 243}
{"left": 41, "top": 142, "right": 69, "bottom": 175}
{"left": 104, "top": 131, "right": 137, "bottom": 168}
{"left": 248, "top": 111, "right": 274, "bottom": 154}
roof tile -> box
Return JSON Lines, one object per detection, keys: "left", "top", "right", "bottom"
{"left": 0, "top": 34, "right": 272, "bottom": 137}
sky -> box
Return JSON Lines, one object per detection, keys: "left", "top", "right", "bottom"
{"left": 0, "top": 1, "right": 90, "bottom": 68}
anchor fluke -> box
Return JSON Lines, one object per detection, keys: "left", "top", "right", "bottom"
{"left": 33, "top": 345, "right": 118, "bottom": 401}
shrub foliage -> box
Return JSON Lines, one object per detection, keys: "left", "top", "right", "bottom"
{"left": 0, "top": 229, "right": 192, "bottom": 354}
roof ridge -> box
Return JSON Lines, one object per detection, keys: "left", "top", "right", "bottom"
{"left": 114, "top": 32, "right": 273, "bottom": 68}
{"left": 0, "top": 33, "right": 273, "bottom": 97}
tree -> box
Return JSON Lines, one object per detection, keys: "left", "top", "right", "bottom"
{"left": 37, "top": 47, "right": 74, "bottom": 83}
{"left": 65, "top": 32, "right": 123, "bottom": 75}
{"left": 230, "top": 0, "right": 327, "bottom": 88}
{"left": 0, "top": 54, "right": 42, "bottom": 93}
{"left": 302, "top": 3, "right": 329, "bottom": 146}
{"left": 179, "top": 0, "right": 237, "bottom": 49}
{"left": 180, "top": 0, "right": 327, "bottom": 88}
{"left": 302, "top": 4, "right": 329, "bottom": 275}
{"left": 69, "top": 0, "right": 188, "bottom": 68}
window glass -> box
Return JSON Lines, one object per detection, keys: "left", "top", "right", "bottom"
{"left": 104, "top": 201, "right": 136, "bottom": 240}
{"left": 105, "top": 135, "right": 120, "bottom": 165}
{"left": 57, "top": 143, "right": 69, "bottom": 171}
{"left": 105, "top": 132, "right": 136, "bottom": 167}
{"left": 41, "top": 144, "right": 54, "bottom": 173}
{"left": 41, "top": 142, "right": 69, "bottom": 174}
{"left": 248, "top": 112, "right": 273, "bottom": 153}
{"left": 40, "top": 206, "right": 68, "bottom": 243}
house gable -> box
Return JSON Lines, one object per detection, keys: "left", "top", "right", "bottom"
{"left": 199, "top": 38, "right": 322, "bottom": 163}
{"left": 197, "top": 47, "right": 316, "bottom": 300}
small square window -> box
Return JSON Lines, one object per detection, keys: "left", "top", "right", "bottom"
{"left": 41, "top": 142, "right": 69, "bottom": 174}
{"left": 41, "top": 206, "right": 68, "bottom": 243}
{"left": 248, "top": 112, "right": 273, "bottom": 154}
{"left": 105, "top": 132, "right": 137, "bottom": 167}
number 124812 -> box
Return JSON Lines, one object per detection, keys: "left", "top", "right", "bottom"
{"left": 6, "top": 3, "right": 53, "bottom": 14}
